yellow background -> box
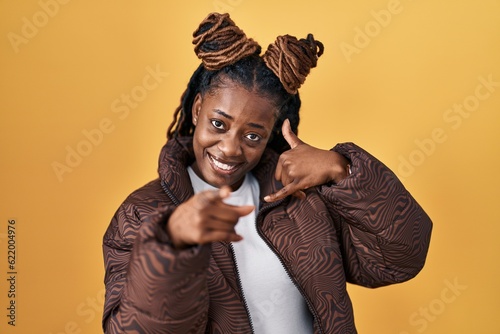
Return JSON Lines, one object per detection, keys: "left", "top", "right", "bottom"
{"left": 1, "top": 0, "right": 499, "bottom": 333}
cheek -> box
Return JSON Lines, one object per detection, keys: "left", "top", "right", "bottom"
{"left": 193, "top": 127, "right": 216, "bottom": 153}
{"left": 247, "top": 147, "right": 266, "bottom": 166}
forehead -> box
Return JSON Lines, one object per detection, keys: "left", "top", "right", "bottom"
{"left": 202, "top": 83, "right": 278, "bottom": 125}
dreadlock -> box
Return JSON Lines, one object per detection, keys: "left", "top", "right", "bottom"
{"left": 166, "top": 13, "right": 323, "bottom": 154}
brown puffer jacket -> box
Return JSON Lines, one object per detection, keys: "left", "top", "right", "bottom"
{"left": 102, "top": 137, "right": 432, "bottom": 334}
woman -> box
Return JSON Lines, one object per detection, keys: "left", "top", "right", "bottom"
{"left": 102, "top": 12, "right": 432, "bottom": 334}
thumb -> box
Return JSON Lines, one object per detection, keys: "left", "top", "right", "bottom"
{"left": 282, "top": 119, "right": 302, "bottom": 149}
{"left": 218, "top": 186, "right": 231, "bottom": 199}
{"left": 199, "top": 186, "right": 231, "bottom": 205}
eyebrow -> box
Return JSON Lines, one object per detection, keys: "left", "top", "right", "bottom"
{"left": 213, "top": 109, "right": 266, "bottom": 130}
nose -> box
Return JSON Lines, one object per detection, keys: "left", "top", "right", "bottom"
{"left": 218, "top": 134, "right": 242, "bottom": 157}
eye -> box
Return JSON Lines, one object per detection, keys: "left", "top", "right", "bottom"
{"left": 245, "top": 133, "right": 261, "bottom": 142}
{"left": 211, "top": 119, "right": 225, "bottom": 130}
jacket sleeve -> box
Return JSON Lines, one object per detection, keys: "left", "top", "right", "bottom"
{"left": 319, "top": 142, "right": 432, "bottom": 288}
{"left": 102, "top": 200, "right": 211, "bottom": 333}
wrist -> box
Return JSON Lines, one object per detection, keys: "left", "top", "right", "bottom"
{"left": 327, "top": 151, "right": 350, "bottom": 183}
{"left": 166, "top": 216, "right": 189, "bottom": 250}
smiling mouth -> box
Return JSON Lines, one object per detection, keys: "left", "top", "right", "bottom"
{"left": 208, "top": 154, "right": 241, "bottom": 173}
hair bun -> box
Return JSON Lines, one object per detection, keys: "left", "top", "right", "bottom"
{"left": 192, "top": 13, "right": 261, "bottom": 71}
{"left": 263, "top": 33, "right": 324, "bottom": 94}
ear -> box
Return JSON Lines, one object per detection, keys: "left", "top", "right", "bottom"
{"left": 192, "top": 93, "right": 202, "bottom": 126}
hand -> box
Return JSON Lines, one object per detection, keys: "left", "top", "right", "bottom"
{"left": 167, "top": 186, "right": 254, "bottom": 249}
{"left": 264, "top": 119, "right": 350, "bottom": 202}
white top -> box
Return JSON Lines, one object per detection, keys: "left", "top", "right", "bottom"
{"left": 188, "top": 167, "right": 314, "bottom": 334}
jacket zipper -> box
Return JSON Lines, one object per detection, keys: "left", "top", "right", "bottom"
{"left": 228, "top": 243, "right": 256, "bottom": 334}
{"left": 162, "top": 179, "right": 321, "bottom": 332}
{"left": 256, "top": 199, "right": 325, "bottom": 334}
{"left": 162, "top": 180, "right": 256, "bottom": 333}
{"left": 161, "top": 180, "right": 181, "bottom": 206}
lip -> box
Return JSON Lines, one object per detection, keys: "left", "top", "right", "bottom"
{"left": 207, "top": 153, "right": 244, "bottom": 175}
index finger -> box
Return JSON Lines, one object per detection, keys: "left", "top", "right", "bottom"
{"left": 263, "top": 185, "right": 306, "bottom": 203}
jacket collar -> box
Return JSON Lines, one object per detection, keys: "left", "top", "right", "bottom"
{"left": 157, "top": 137, "right": 283, "bottom": 204}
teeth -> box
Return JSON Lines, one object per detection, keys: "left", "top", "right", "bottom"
{"left": 210, "top": 156, "right": 236, "bottom": 171}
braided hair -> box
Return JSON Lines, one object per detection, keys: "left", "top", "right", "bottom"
{"left": 166, "top": 13, "right": 324, "bottom": 153}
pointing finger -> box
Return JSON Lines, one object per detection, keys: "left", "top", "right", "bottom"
{"left": 264, "top": 184, "right": 303, "bottom": 203}
{"left": 210, "top": 204, "right": 255, "bottom": 223}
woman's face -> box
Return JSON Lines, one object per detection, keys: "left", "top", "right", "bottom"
{"left": 191, "top": 81, "right": 277, "bottom": 190}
